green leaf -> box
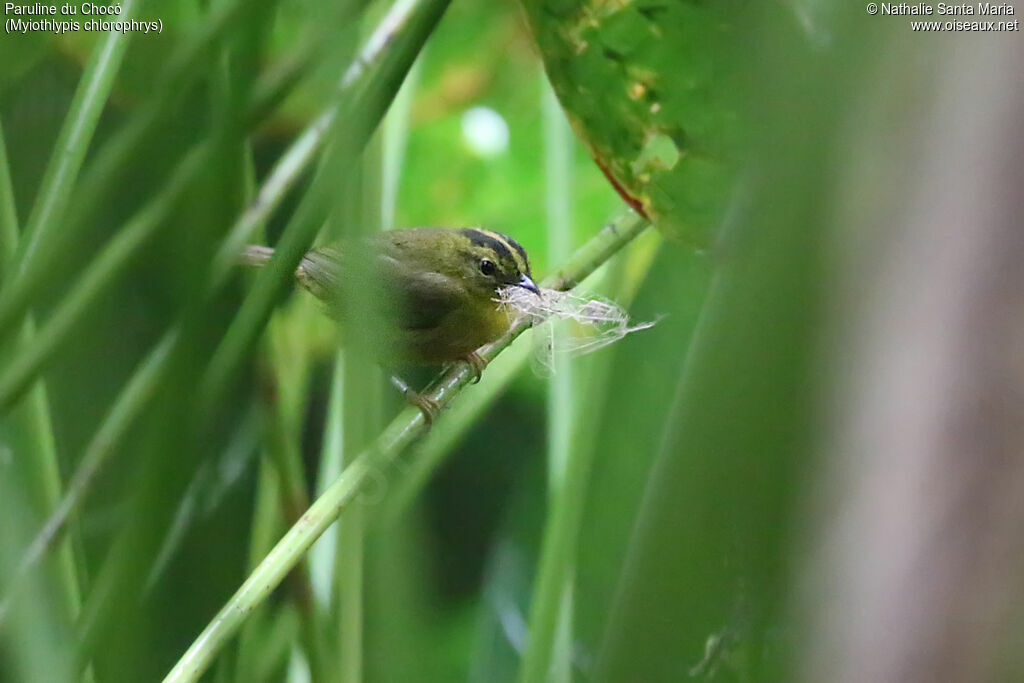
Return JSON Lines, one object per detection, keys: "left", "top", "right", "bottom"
{"left": 521, "top": 0, "right": 744, "bottom": 245}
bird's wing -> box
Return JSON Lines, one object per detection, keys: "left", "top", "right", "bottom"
{"left": 376, "top": 254, "right": 466, "bottom": 331}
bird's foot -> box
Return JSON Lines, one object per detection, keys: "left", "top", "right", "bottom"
{"left": 462, "top": 351, "right": 488, "bottom": 384}
{"left": 406, "top": 390, "right": 440, "bottom": 426}
{"left": 390, "top": 375, "right": 439, "bottom": 426}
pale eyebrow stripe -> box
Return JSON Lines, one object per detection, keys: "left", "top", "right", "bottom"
{"left": 462, "top": 228, "right": 514, "bottom": 264}
{"left": 481, "top": 229, "right": 530, "bottom": 275}
{"left": 504, "top": 234, "right": 531, "bottom": 274}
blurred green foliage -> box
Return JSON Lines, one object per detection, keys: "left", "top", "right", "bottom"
{"left": 0, "top": 0, "right": 902, "bottom": 681}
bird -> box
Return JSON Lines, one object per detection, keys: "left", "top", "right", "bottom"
{"left": 241, "top": 227, "right": 540, "bottom": 421}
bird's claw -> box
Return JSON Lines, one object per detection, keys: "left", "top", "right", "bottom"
{"left": 405, "top": 389, "right": 439, "bottom": 426}
{"left": 463, "top": 352, "right": 487, "bottom": 384}
{"left": 390, "top": 374, "right": 439, "bottom": 426}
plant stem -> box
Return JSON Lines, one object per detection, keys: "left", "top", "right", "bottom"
{"left": 311, "top": 360, "right": 346, "bottom": 607}
{"left": 0, "top": 121, "right": 85, "bottom": 656}
{"left": 337, "top": 360, "right": 369, "bottom": 683}
{"left": 335, "top": 124, "right": 388, "bottom": 683}
{"left": 544, "top": 76, "right": 575, "bottom": 492}
{"left": 163, "top": 212, "right": 649, "bottom": 683}
{"left": 0, "top": 124, "right": 19, "bottom": 272}
{"left": 525, "top": 78, "right": 576, "bottom": 683}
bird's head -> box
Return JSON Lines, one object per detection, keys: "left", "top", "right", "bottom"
{"left": 456, "top": 228, "right": 539, "bottom": 301}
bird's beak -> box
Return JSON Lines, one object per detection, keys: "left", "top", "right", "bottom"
{"left": 516, "top": 274, "right": 541, "bottom": 296}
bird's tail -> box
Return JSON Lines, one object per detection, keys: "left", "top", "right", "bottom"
{"left": 239, "top": 244, "right": 341, "bottom": 305}
{"left": 295, "top": 247, "right": 342, "bottom": 302}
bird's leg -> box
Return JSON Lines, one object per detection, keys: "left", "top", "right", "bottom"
{"left": 462, "top": 351, "right": 488, "bottom": 384}
{"left": 389, "top": 374, "right": 439, "bottom": 426}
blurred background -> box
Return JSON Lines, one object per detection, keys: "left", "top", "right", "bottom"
{"left": 1, "top": 0, "right": 1023, "bottom": 681}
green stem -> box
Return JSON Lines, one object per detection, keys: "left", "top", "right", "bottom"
{"left": 516, "top": 349, "right": 583, "bottom": 679}
{"left": 336, "top": 396, "right": 367, "bottom": 682}
{"left": 525, "top": 234, "right": 661, "bottom": 683}
{"left": 335, "top": 126, "right": 386, "bottom": 683}
{"left": 163, "top": 212, "right": 649, "bottom": 683}
{"left": 311, "top": 359, "right": 346, "bottom": 607}
{"left": 0, "top": 122, "right": 85, "bottom": 650}
{"left": 544, "top": 77, "right": 575, "bottom": 491}
{"left": 0, "top": 124, "right": 19, "bottom": 272}
{"left": 524, "top": 79, "right": 576, "bottom": 683}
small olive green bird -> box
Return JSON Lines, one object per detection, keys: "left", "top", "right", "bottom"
{"left": 242, "top": 227, "right": 539, "bottom": 392}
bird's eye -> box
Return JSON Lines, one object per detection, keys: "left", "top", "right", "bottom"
{"left": 479, "top": 259, "right": 496, "bottom": 276}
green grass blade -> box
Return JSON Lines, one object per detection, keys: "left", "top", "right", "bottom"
{"left": 0, "top": 123, "right": 18, "bottom": 271}
{"left": 0, "top": 120, "right": 84, "bottom": 624}
{"left": 311, "top": 358, "right": 346, "bottom": 609}
{"left": 334, "top": 126, "right": 387, "bottom": 683}
{"left": 543, "top": 77, "right": 575, "bottom": 493}
{"left": 518, "top": 78, "right": 576, "bottom": 683}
